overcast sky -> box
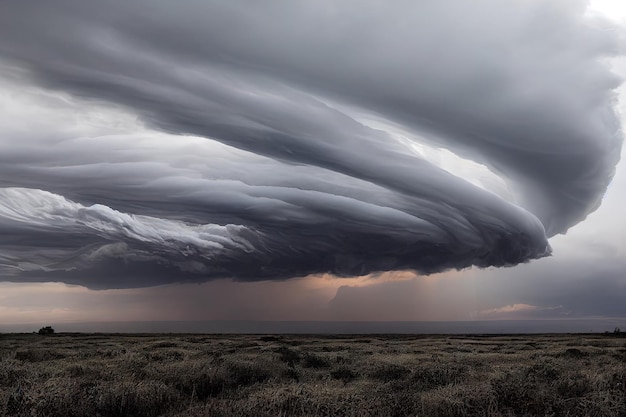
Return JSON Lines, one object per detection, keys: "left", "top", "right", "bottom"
{"left": 1, "top": 0, "right": 625, "bottom": 330}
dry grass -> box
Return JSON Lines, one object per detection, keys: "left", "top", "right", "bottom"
{"left": 0, "top": 333, "right": 625, "bottom": 416}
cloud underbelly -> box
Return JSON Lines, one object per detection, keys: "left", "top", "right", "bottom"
{"left": 0, "top": 0, "right": 621, "bottom": 288}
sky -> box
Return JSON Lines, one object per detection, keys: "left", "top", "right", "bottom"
{"left": 0, "top": 0, "right": 625, "bottom": 331}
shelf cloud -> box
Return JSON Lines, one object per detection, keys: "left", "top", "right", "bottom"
{"left": 0, "top": 0, "right": 622, "bottom": 288}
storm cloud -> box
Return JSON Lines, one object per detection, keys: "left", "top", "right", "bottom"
{"left": 0, "top": 0, "right": 622, "bottom": 288}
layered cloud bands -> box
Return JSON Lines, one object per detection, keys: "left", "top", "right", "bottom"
{"left": 0, "top": 0, "right": 622, "bottom": 288}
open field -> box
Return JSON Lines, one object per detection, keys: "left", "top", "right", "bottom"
{"left": 0, "top": 333, "right": 625, "bottom": 417}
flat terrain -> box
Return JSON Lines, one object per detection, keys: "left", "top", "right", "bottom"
{"left": 0, "top": 333, "right": 624, "bottom": 416}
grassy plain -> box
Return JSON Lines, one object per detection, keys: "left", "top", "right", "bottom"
{"left": 0, "top": 332, "right": 625, "bottom": 416}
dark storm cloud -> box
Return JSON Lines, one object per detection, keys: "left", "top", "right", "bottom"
{"left": 0, "top": 0, "right": 622, "bottom": 288}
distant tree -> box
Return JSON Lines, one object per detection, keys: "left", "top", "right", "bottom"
{"left": 38, "top": 326, "right": 54, "bottom": 335}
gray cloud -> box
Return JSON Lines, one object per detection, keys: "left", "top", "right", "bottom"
{"left": 328, "top": 252, "right": 626, "bottom": 321}
{"left": 479, "top": 257, "right": 626, "bottom": 318}
{"left": 0, "top": 0, "right": 622, "bottom": 288}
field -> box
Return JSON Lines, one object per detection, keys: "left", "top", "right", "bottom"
{"left": 0, "top": 333, "right": 625, "bottom": 417}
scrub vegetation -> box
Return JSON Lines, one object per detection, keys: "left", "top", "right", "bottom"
{"left": 0, "top": 333, "right": 624, "bottom": 416}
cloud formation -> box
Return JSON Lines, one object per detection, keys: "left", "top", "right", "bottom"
{"left": 0, "top": 0, "right": 622, "bottom": 288}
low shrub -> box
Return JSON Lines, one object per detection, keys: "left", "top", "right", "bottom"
{"left": 302, "top": 353, "right": 331, "bottom": 369}
{"left": 369, "top": 363, "right": 411, "bottom": 382}
{"left": 330, "top": 367, "right": 358, "bottom": 383}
